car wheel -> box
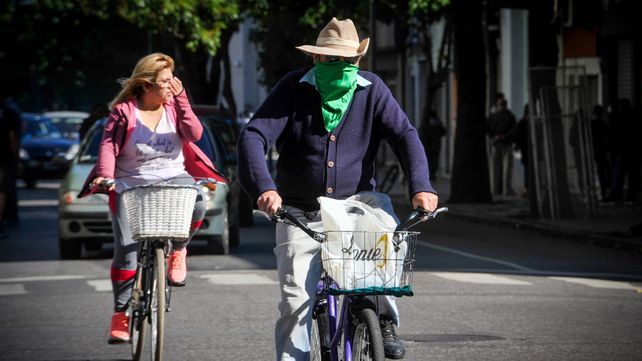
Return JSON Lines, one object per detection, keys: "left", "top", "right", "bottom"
{"left": 207, "top": 212, "right": 230, "bottom": 255}
{"left": 59, "top": 238, "right": 82, "bottom": 259}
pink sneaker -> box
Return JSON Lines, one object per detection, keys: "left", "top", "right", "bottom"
{"left": 108, "top": 311, "right": 130, "bottom": 344}
{"left": 168, "top": 248, "right": 187, "bottom": 286}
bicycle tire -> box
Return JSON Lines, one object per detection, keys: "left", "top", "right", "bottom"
{"left": 351, "top": 308, "right": 384, "bottom": 361}
{"left": 150, "top": 247, "right": 166, "bottom": 361}
{"left": 310, "top": 303, "right": 332, "bottom": 361}
{"left": 131, "top": 268, "right": 147, "bottom": 361}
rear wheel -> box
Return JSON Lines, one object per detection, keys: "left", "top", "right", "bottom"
{"left": 351, "top": 307, "right": 384, "bottom": 361}
{"left": 150, "top": 247, "right": 166, "bottom": 361}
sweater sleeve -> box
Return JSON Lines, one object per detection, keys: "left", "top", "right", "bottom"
{"left": 237, "top": 74, "right": 294, "bottom": 202}
{"left": 172, "top": 90, "right": 202, "bottom": 142}
{"left": 374, "top": 81, "right": 436, "bottom": 196}
{"left": 95, "top": 107, "right": 124, "bottom": 178}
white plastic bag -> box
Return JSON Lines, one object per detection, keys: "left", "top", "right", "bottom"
{"left": 318, "top": 194, "right": 407, "bottom": 292}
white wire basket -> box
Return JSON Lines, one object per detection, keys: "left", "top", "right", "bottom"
{"left": 320, "top": 230, "right": 419, "bottom": 296}
{"left": 121, "top": 184, "right": 198, "bottom": 241}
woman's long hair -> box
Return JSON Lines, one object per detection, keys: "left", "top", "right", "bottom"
{"left": 109, "top": 53, "right": 175, "bottom": 109}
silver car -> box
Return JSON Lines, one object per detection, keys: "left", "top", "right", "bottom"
{"left": 58, "top": 118, "right": 236, "bottom": 259}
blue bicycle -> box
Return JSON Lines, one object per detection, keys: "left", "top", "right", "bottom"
{"left": 272, "top": 206, "right": 447, "bottom": 361}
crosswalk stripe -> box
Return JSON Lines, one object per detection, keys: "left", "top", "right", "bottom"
{"left": 199, "top": 273, "right": 277, "bottom": 285}
{"left": 0, "top": 275, "right": 89, "bottom": 283}
{"left": 0, "top": 284, "right": 27, "bottom": 296}
{"left": 550, "top": 277, "right": 639, "bottom": 290}
{"left": 87, "top": 280, "right": 112, "bottom": 292}
{"left": 430, "top": 272, "right": 532, "bottom": 285}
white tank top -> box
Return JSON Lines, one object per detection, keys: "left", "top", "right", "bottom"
{"left": 115, "top": 106, "right": 186, "bottom": 192}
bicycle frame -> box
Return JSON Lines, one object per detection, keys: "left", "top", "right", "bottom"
{"left": 315, "top": 279, "right": 379, "bottom": 361}
{"left": 272, "top": 205, "right": 448, "bottom": 361}
{"left": 132, "top": 239, "right": 172, "bottom": 315}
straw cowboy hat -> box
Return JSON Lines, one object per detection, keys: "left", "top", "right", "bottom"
{"left": 296, "top": 17, "right": 370, "bottom": 58}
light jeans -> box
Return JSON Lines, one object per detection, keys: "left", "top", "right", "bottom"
{"left": 274, "top": 192, "right": 400, "bottom": 361}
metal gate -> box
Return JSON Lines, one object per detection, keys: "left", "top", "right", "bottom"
{"left": 528, "top": 66, "right": 598, "bottom": 219}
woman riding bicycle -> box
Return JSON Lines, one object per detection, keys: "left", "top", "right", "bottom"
{"left": 238, "top": 18, "right": 438, "bottom": 360}
{"left": 78, "top": 53, "right": 226, "bottom": 344}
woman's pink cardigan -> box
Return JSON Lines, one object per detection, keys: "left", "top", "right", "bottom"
{"left": 78, "top": 91, "right": 226, "bottom": 198}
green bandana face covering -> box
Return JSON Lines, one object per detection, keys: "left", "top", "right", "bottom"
{"left": 314, "top": 61, "right": 359, "bottom": 132}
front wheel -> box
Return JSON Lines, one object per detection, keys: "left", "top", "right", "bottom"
{"left": 310, "top": 303, "right": 332, "bottom": 361}
{"left": 150, "top": 247, "right": 166, "bottom": 361}
{"left": 351, "top": 307, "right": 384, "bottom": 361}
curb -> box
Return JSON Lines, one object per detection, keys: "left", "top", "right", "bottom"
{"left": 391, "top": 198, "right": 642, "bottom": 254}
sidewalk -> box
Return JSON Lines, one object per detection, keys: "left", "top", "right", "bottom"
{"left": 389, "top": 176, "right": 642, "bottom": 253}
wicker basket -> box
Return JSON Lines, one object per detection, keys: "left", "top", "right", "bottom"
{"left": 121, "top": 184, "right": 198, "bottom": 241}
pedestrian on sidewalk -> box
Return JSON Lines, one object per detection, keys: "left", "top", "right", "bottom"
{"left": 607, "top": 99, "right": 641, "bottom": 203}
{"left": 510, "top": 103, "right": 529, "bottom": 195}
{"left": 77, "top": 53, "right": 225, "bottom": 344}
{"left": 0, "top": 91, "right": 22, "bottom": 238}
{"left": 590, "top": 105, "right": 611, "bottom": 200}
{"left": 237, "top": 17, "right": 438, "bottom": 361}
{"left": 487, "top": 98, "right": 516, "bottom": 196}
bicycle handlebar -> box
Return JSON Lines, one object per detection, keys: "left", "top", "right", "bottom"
{"left": 269, "top": 206, "right": 448, "bottom": 243}
{"left": 94, "top": 176, "right": 223, "bottom": 193}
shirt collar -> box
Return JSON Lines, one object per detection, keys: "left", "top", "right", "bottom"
{"left": 299, "top": 68, "right": 372, "bottom": 88}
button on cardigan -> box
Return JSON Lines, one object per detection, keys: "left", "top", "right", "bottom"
{"left": 238, "top": 67, "right": 436, "bottom": 212}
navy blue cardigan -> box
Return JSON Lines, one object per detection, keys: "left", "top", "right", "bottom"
{"left": 237, "top": 67, "right": 435, "bottom": 211}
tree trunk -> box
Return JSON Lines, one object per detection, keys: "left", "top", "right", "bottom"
{"left": 220, "top": 25, "right": 238, "bottom": 119}
{"left": 449, "top": 0, "right": 493, "bottom": 203}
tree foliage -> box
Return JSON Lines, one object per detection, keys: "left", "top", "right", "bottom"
{"left": 0, "top": 0, "right": 245, "bottom": 110}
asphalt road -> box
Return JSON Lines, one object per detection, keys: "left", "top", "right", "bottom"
{"left": 1, "top": 181, "right": 641, "bottom": 361}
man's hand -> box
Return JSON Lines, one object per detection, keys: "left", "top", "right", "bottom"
{"left": 257, "top": 190, "right": 282, "bottom": 215}
{"left": 411, "top": 192, "right": 438, "bottom": 212}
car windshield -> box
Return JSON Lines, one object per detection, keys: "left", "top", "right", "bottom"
{"left": 194, "top": 126, "right": 217, "bottom": 164}
{"left": 199, "top": 115, "right": 237, "bottom": 155}
{"left": 78, "top": 120, "right": 220, "bottom": 165}
{"left": 23, "top": 118, "right": 62, "bottom": 139}
{"left": 77, "top": 125, "right": 102, "bottom": 163}
{"left": 48, "top": 116, "right": 84, "bottom": 140}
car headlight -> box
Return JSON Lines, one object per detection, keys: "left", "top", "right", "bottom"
{"left": 19, "top": 148, "right": 30, "bottom": 160}
{"left": 60, "top": 191, "right": 108, "bottom": 205}
{"left": 65, "top": 144, "right": 80, "bottom": 160}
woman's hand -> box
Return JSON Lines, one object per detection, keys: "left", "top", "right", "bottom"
{"left": 90, "top": 176, "right": 115, "bottom": 192}
{"left": 411, "top": 192, "right": 438, "bottom": 212}
{"left": 169, "top": 76, "right": 184, "bottom": 97}
{"left": 257, "top": 190, "right": 282, "bottom": 216}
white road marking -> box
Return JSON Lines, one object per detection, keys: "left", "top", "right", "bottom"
{"left": 550, "top": 277, "right": 639, "bottom": 290}
{"left": 430, "top": 272, "right": 532, "bottom": 285}
{"left": 0, "top": 284, "right": 27, "bottom": 296}
{"left": 200, "top": 273, "right": 277, "bottom": 285}
{"left": 0, "top": 275, "right": 89, "bottom": 283}
{"left": 87, "top": 279, "right": 112, "bottom": 292}
{"left": 419, "top": 242, "right": 535, "bottom": 272}
{"left": 18, "top": 199, "right": 59, "bottom": 207}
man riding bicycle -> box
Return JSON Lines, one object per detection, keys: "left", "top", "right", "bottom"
{"left": 237, "top": 18, "right": 439, "bottom": 360}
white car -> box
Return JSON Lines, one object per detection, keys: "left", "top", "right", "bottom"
{"left": 57, "top": 118, "right": 237, "bottom": 259}
{"left": 43, "top": 110, "right": 89, "bottom": 140}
